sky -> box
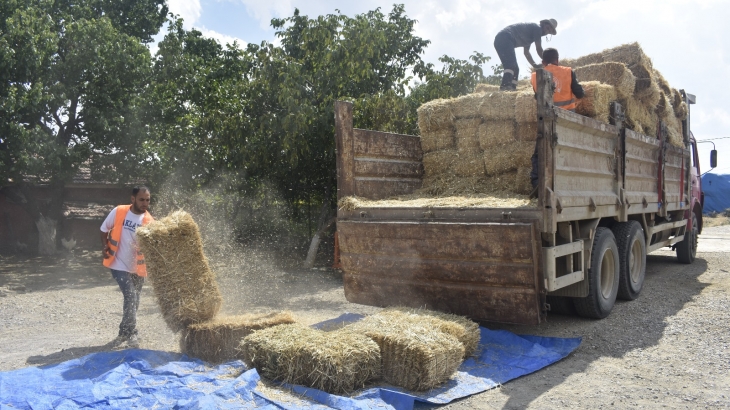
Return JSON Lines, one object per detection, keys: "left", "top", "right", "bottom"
{"left": 164, "top": 0, "right": 730, "bottom": 175}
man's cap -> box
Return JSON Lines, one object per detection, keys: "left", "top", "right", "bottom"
{"left": 542, "top": 18, "right": 558, "bottom": 35}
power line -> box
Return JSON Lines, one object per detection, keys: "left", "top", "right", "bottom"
{"left": 697, "top": 137, "right": 730, "bottom": 141}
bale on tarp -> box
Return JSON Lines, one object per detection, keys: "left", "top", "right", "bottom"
{"left": 484, "top": 142, "right": 532, "bottom": 176}
{"left": 573, "top": 62, "right": 636, "bottom": 100}
{"left": 344, "top": 313, "right": 464, "bottom": 391}
{"left": 240, "top": 323, "right": 381, "bottom": 395}
{"left": 454, "top": 118, "right": 482, "bottom": 154}
{"left": 136, "top": 211, "right": 222, "bottom": 332}
{"left": 381, "top": 308, "right": 481, "bottom": 358}
{"left": 516, "top": 122, "right": 538, "bottom": 142}
{"left": 477, "top": 120, "right": 515, "bottom": 149}
{"left": 575, "top": 81, "right": 618, "bottom": 124}
{"left": 515, "top": 91, "right": 537, "bottom": 123}
{"left": 420, "top": 128, "right": 455, "bottom": 153}
{"left": 180, "top": 312, "right": 296, "bottom": 363}
{"left": 417, "top": 99, "right": 454, "bottom": 133}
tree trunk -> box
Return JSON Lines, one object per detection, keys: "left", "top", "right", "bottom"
{"left": 35, "top": 215, "right": 57, "bottom": 255}
{"left": 303, "top": 186, "right": 334, "bottom": 269}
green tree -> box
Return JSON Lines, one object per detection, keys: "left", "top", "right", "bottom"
{"left": 0, "top": 0, "right": 166, "bottom": 254}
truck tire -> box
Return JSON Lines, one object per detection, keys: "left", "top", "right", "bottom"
{"left": 573, "top": 227, "right": 620, "bottom": 319}
{"left": 612, "top": 221, "right": 646, "bottom": 301}
{"left": 676, "top": 211, "right": 698, "bottom": 264}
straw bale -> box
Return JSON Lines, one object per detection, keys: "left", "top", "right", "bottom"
{"left": 474, "top": 83, "right": 500, "bottom": 93}
{"left": 516, "top": 122, "right": 538, "bottom": 142}
{"left": 575, "top": 81, "right": 617, "bottom": 123}
{"left": 417, "top": 99, "right": 454, "bottom": 133}
{"left": 516, "top": 79, "right": 533, "bottom": 91}
{"left": 180, "top": 312, "right": 295, "bottom": 363}
{"left": 240, "top": 323, "right": 381, "bottom": 394}
{"left": 675, "top": 101, "right": 688, "bottom": 120}
{"left": 515, "top": 167, "right": 533, "bottom": 196}
{"left": 381, "top": 308, "right": 481, "bottom": 358}
{"left": 672, "top": 88, "right": 684, "bottom": 111}
{"left": 420, "top": 128, "right": 455, "bottom": 153}
{"left": 136, "top": 211, "right": 222, "bottom": 332}
{"left": 573, "top": 62, "right": 636, "bottom": 100}
{"left": 664, "top": 114, "right": 684, "bottom": 148}
{"left": 484, "top": 142, "right": 533, "bottom": 176}
{"left": 454, "top": 118, "right": 482, "bottom": 154}
{"left": 655, "top": 92, "right": 673, "bottom": 119}
{"left": 624, "top": 97, "right": 658, "bottom": 138}
{"left": 337, "top": 192, "right": 535, "bottom": 210}
{"left": 560, "top": 52, "right": 604, "bottom": 68}
{"left": 654, "top": 69, "right": 672, "bottom": 95}
{"left": 478, "top": 91, "right": 518, "bottom": 120}
{"left": 477, "top": 120, "right": 515, "bottom": 149}
{"left": 601, "top": 43, "right": 659, "bottom": 105}
{"left": 450, "top": 93, "right": 485, "bottom": 119}
{"left": 422, "top": 150, "right": 458, "bottom": 178}
{"left": 419, "top": 173, "right": 530, "bottom": 199}
{"left": 344, "top": 314, "right": 464, "bottom": 391}
{"left": 515, "top": 91, "right": 537, "bottom": 123}
{"left": 453, "top": 152, "right": 486, "bottom": 177}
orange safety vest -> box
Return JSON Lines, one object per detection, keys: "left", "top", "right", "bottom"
{"left": 103, "top": 204, "right": 153, "bottom": 276}
{"left": 531, "top": 64, "right": 579, "bottom": 111}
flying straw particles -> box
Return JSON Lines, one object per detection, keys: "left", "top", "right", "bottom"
{"left": 344, "top": 313, "right": 465, "bottom": 391}
{"left": 417, "top": 99, "right": 454, "bottom": 134}
{"left": 381, "top": 308, "right": 481, "bottom": 358}
{"left": 420, "top": 128, "right": 455, "bottom": 153}
{"left": 573, "top": 62, "right": 636, "bottom": 100}
{"left": 180, "top": 312, "right": 295, "bottom": 364}
{"left": 454, "top": 118, "right": 482, "bottom": 154}
{"left": 575, "top": 81, "right": 618, "bottom": 124}
{"left": 515, "top": 91, "right": 537, "bottom": 123}
{"left": 240, "top": 323, "right": 381, "bottom": 395}
{"left": 477, "top": 120, "right": 515, "bottom": 149}
{"left": 484, "top": 142, "right": 533, "bottom": 176}
{"left": 136, "top": 211, "right": 222, "bottom": 332}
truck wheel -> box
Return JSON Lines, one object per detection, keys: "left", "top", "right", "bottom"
{"left": 612, "top": 221, "right": 646, "bottom": 300}
{"left": 573, "top": 227, "right": 619, "bottom": 319}
{"left": 676, "top": 211, "right": 698, "bottom": 264}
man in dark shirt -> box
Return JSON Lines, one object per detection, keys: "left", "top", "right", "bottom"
{"left": 494, "top": 19, "right": 557, "bottom": 91}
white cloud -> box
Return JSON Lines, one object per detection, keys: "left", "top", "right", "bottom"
{"left": 167, "top": 0, "right": 203, "bottom": 26}
{"left": 197, "top": 27, "right": 247, "bottom": 48}
{"left": 238, "top": 0, "right": 295, "bottom": 29}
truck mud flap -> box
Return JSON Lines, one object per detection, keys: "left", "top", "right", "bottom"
{"left": 338, "top": 220, "right": 543, "bottom": 324}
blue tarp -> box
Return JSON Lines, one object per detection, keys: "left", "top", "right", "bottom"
{"left": 701, "top": 173, "right": 730, "bottom": 214}
{"left": 0, "top": 315, "right": 581, "bottom": 410}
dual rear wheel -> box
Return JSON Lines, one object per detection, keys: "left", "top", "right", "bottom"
{"left": 572, "top": 222, "right": 646, "bottom": 319}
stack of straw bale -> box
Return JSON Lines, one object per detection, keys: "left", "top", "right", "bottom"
{"left": 240, "top": 323, "right": 381, "bottom": 395}
{"left": 343, "top": 308, "right": 479, "bottom": 391}
{"left": 180, "top": 311, "right": 295, "bottom": 363}
{"left": 563, "top": 43, "right": 686, "bottom": 147}
{"left": 136, "top": 211, "right": 222, "bottom": 332}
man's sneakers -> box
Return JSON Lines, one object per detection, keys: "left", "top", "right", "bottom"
{"left": 126, "top": 334, "right": 139, "bottom": 348}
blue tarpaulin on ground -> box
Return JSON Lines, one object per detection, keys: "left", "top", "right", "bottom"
{"left": 0, "top": 315, "right": 580, "bottom": 410}
{"left": 701, "top": 173, "right": 730, "bottom": 214}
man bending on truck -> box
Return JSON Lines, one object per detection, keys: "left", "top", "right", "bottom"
{"left": 494, "top": 19, "right": 557, "bottom": 91}
{"left": 528, "top": 48, "right": 585, "bottom": 195}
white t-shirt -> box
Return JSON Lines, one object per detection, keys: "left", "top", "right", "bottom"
{"left": 100, "top": 207, "right": 146, "bottom": 273}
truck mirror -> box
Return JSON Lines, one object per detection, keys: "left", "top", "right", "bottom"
{"left": 710, "top": 150, "right": 717, "bottom": 169}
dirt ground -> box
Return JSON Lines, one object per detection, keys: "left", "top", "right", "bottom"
{"left": 1, "top": 224, "right": 729, "bottom": 409}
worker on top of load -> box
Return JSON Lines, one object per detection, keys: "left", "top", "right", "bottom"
{"left": 530, "top": 48, "right": 585, "bottom": 111}
{"left": 494, "top": 19, "right": 557, "bottom": 91}
{"left": 529, "top": 48, "right": 585, "bottom": 196}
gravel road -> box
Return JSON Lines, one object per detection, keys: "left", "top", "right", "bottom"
{"left": 1, "top": 225, "right": 728, "bottom": 409}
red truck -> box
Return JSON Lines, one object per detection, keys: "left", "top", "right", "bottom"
{"left": 334, "top": 71, "right": 715, "bottom": 324}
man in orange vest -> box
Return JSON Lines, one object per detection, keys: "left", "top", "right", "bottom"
{"left": 529, "top": 48, "right": 585, "bottom": 194}
{"left": 494, "top": 19, "right": 558, "bottom": 91}
{"left": 100, "top": 186, "right": 154, "bottom": 347}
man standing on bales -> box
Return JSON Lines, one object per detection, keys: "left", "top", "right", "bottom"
{"left": 100, "top": 186, "right": 154, "bottom": 347}
{"left": 494, "top": 19, "right": 558, "bottom": 91}
{"left": 529, "top": 48, "right": 585, "bottom": 193}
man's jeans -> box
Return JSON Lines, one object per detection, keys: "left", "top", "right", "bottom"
{"left": 111, "top": 269, "right": 144, "bottom": 338}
